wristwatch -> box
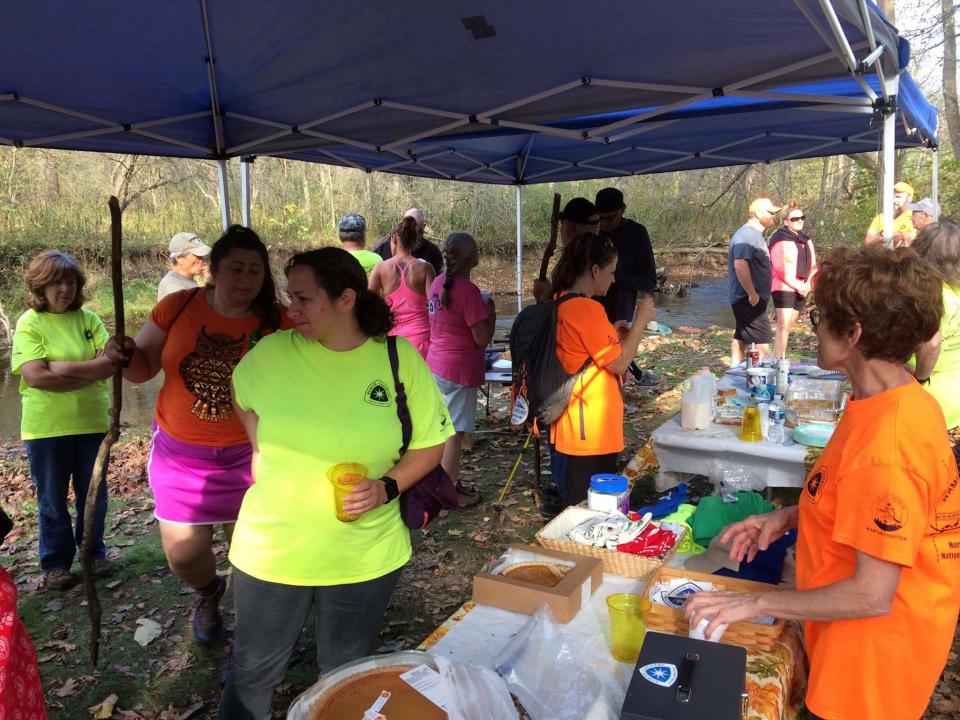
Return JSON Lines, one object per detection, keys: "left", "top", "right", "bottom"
{"left": 381, "top": 476, "right": 400, "bottom": 503}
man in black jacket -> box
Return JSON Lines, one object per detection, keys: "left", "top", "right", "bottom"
{"left": 596, "top": 188, "right": 661, "bottom": 386}
{"left": 371, "top": 207, "right": 444, "bottom": 275}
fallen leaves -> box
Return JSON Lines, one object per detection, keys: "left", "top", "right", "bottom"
{"left": 133, "top": 617, "right": 163, "bottom": 646}
{"left": 54, "top": 677, "right": 78, "bottom": 697}
{"left": 88, "top": 693, "right": 118, "bottom": 719}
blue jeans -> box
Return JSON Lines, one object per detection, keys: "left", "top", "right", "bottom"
{"left": 25, "top": 433, "right": 108, "bottom": 572}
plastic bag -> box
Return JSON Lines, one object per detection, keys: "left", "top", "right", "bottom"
{"left": 711, "top": 460, "right": 764, "bottom": 501}
{"left": 494, "top": 607, "right": 625, "bottom": 720}
{"left": 434, "top": 655, "right": 519, "bottom": 720}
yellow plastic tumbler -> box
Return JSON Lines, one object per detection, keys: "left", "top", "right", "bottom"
{"left": 327, "top": 462, "right": 368, "bottom": 522}
{"left": 739, "top": 405, "right": 763, "bottom": 442}
{"left": 607, "top": 593, "right": 651, "bottom": 663}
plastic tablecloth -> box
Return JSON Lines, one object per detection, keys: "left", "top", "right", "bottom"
{"left": 419, "top": 574, "right": 806, "bottom": 720}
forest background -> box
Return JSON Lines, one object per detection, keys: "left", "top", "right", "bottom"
{"left": 0, "top": 0, "right": 956, "bottom": 330}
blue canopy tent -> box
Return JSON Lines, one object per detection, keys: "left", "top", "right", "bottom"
{"left": 0, "top": 0, "right": 939, "bottom": 305}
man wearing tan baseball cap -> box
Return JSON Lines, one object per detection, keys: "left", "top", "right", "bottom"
{"left": 865, "top": 181, "right": 914, "bottom": 247}
{"left": 727, "top": 198, "right": 780, "bottom": 365}
{"left": 157, "top": 231, "right": 212, "bottom": 300}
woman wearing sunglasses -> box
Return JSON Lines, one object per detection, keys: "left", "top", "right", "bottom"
{"left": 768, "top": 200, "right": 817, "bottom": 358}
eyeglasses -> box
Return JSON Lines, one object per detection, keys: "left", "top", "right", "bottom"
{"left": 809, "top": 308, "right": 820, "bottom": 327}
{"left": 788, "top": 215, "right": 805, "bottom": 222}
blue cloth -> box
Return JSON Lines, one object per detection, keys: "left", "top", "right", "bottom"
{"left": 727, "top": 223, "right": 771, "bottom": 303}
{"left": 715, "top": 530, "right": 797, "bottom": 585}
{"left": 25, "top": 433, "right": 107, "bottom": 571}
{"left": 637, "top": 482, "right": 688, "bottom": 519}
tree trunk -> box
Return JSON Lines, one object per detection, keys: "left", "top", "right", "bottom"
{"left": 878, "top": 0, "right": 895, "bottom": 23}
{"left": 943, "top": 0, "right": 960, "bottom": 163}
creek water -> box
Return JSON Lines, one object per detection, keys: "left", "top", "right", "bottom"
{"left": 0, "top": 270, "right": 731, "bottom": 442}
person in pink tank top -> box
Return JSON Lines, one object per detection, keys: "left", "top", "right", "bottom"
{"left": 369, "top": 216, "right": 435, "bottom": 358}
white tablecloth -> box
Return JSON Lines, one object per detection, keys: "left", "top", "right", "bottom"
{"left": 650, "top": 372, "right": 808, "bottom": 488}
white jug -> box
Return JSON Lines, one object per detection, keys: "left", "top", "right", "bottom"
{"left": 681, "top": 373, "right": 713, "bottom": 430}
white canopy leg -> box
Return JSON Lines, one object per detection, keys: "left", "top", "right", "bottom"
{"left": 217, "top": 158, "right": 231, "bottom": 231}
{"left": 880, "top": 78, "right": 898, "bottom": 249}
{"left": 516, "top": 185, "right": 523, "bottom": 312}
{"left": 932, "top": 148, "right": 940, "bottom": 221}
{"left": 240, "top": 157, "right": 252, "bottom": 228}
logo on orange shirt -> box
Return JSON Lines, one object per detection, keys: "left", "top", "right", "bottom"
{"left": 805, "top": 469, "right": 826, "bottom": 505}
{"left": 872, "top": 494, "right": 908, "bottom": 533}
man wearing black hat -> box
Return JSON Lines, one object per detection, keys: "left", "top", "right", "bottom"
{"left": 532, "top": 197, "right": 600, "bottom": 303}
{"left": 595, "top": 188, "right": 657, "bottom": 323}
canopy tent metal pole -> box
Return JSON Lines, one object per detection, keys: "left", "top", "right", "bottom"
{"left": 216, "top": 158, "right": 231, "bottom": 231}
{"left": 880, "top": 76, "right": 899, "bottom": 249}
{"left": 932, "top": 148, "right": 940, "bottom": 221}
{"left": 515, "top": 185, "right": 523, "bottom": 312}
{"left": 240, "top": 157, "right": 252, "bottom": 228}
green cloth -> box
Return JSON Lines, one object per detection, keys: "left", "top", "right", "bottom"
{"left": 348, "top": 249, "right": 383, "bottom": 278}
{"left": 691, "top": 491, "right": 774, "bottom": 547}
{"left": 927, "top": 283, "right": 960, "bottom": 429}
{"left": 661, "top": 503, "right": 706, "bottom": 554}
{"left": 11, "top": 308, "right": 110, "bottom": 440}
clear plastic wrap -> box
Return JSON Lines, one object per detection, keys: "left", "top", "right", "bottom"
{"left": 784, "top": 377, "right": 847, "bottom": 426}
{"left": 711, "top": 460, "right": 765, "bottom": 500}
{"left": 494, "top": 607, "right": 625, "bottom": 720}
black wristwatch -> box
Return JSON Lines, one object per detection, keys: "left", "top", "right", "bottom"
{"left": 381, "top": 476, "right": 400, "bottom": 503}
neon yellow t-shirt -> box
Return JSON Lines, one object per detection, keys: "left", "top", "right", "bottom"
{"left": 349, "top": 249, "right": 383, "bottom": 278}
{"left": 866, "top": 210, "right": 913, "bottom": 241}
{"left": 11, "top": 308, "right": 110, "bottom": 440}
{"left": 927, "top": 283, "right": 960, "bottom": 429}
{"left": 229, "top": 331, "right": 453, "bottom": 585}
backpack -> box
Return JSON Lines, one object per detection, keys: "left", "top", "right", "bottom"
{"left": 509, "top": 293, "right": 589, "bottom": 429}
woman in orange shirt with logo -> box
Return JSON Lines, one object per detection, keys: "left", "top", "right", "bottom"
{"left": 686, "top": 246, "right": 960, "bottom": 720}
{"left": 549, "top": 233, "right": 655, "bottom": 505}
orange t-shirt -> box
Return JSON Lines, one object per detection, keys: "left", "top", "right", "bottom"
{"left": 549, "top": 296, "right": 624, "bottom": 456}
{"left": 151, "top": 289, "right": 291, "bottom": 447}
{"left": 797, "top": 381, "right": 960, "bottom": 720}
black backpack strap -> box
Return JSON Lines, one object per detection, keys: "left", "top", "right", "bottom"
{"left": 386, "top": 335, "right": 413, "bottom": 455}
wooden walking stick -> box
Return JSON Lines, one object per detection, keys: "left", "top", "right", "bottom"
{"left": 81, "top": 196, "right": 124, "bottom": 666}
{"left": 537, "top": 193, "right": 562, "bottom": 283}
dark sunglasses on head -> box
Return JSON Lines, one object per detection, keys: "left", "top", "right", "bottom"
{"left": 809, "top": 308, "right": 820, "bottom": 327}
{"left": 788, "top": 215, "right": 805, "bottom": 221}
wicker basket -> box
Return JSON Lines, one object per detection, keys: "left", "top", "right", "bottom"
{"left": 534, "top": 506, "right": 681, "bottom": 579}
{"left": 645, "top": 566, "right": 787, "bottom": 652}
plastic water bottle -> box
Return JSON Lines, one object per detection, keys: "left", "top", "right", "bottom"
{"left": 776, "top": 357, "right": 790, "bottom": 397}
{"left": 767, "top": 395, "right": 785, "bottom": 443}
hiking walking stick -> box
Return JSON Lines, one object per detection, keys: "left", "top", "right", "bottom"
{"left": 492, "top": 429, "right": 534, "bottom": 527}
{"left": 81, "top": 196, "right": 124, "bottom": 666}
{"left": 537, "top": 193, "right": 562, "bottom": 282}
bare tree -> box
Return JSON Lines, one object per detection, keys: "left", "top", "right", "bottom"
{"left": 944, "top": 0, "right": 960, "bottom": 161}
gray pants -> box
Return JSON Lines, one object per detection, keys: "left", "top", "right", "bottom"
{"left": 219, "top": 565, "right": 402, "bottom": 720}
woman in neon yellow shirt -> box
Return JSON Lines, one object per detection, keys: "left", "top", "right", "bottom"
{"left": 221, "top": 247, "right": 453, "bottom": 716}
{"left": 914, "top": 222, "right": 960, "bottom": 429}
{"left": 11, "top": 251, "right": 115, "bottom": 590}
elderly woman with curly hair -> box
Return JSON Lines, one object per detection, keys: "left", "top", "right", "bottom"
{"left": 686, "top": 246, "right": 960, "bottom": 720}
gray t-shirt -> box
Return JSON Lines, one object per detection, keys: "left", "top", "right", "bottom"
{"left": 726, "top": 223, "right": 771, "bottom": 304}
{"left": 157, "top": 270, "right": 199, "bottom": 301}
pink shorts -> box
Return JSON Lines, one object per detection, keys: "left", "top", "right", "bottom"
{"left": 147, "top": 423, "right": 253, "bottom": 524}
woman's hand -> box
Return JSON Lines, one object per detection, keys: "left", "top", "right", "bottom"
{"left": 684, "top": 590, "right": 764, "bottom": 640}
{"left": 341, "top": 479, "right": 388, "bottom": 517}
{"left": 720, "top": 507, "right": 796, "bottom": 564}
{"left": 104, "top": 336, "right": 137, "bottom": 365}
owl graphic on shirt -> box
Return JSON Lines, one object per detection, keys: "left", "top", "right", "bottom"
{"left": 179, "top": 327, "right": 246, "bottom": 422}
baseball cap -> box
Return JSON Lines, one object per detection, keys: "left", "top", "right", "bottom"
{"left": 748, "top": 198, "right": 782, "bottom": 215}
{"left": 168, "top": 232, "right": 211, "bottom": 257}
{"left": 893, "top": 181, "right": 915, "bottom": 196}
{"left": 595, "top": 188, "right": 625, "bottom": 214}
{"left": 338, "top": 212, "right": 366, "bottom": 233}
{"left": 907, "top": 197, "right": 940, "bottom": 216}
{"left": 560, "top": 197, "right": 599, "bottom": 225}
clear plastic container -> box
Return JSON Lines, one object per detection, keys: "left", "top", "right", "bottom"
{"left": 784, "top": 378, "right": 847, "bottom": 427}
{"left": 588, "top": 473, "right": 630, "bottom": 514}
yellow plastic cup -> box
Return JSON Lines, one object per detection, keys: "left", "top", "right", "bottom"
{"left": 327, "top": 462, "right": 368, "bottom": 522}
{"left": 607, "top": 593, "right": 651, "bottom": 663}
{"left": 739, "top": 405, "right": 763, "bottom": 442}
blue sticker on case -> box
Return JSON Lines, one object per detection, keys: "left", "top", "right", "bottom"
{"left": 640, "top": 662, "right": 678, "bottom": 688}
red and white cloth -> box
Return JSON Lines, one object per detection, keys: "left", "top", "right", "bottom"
{"left": 0, "top": 566, "right": 47, "bottom": 720}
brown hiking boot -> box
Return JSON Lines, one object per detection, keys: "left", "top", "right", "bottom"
{"left": 192, "top": 575, "right": 226, "bottom": 645}
{"left": 44, "top": 568, "right": 80, "bottom": 591}
{"left": 92, "top": 557, "right": 114, "bottom": 579}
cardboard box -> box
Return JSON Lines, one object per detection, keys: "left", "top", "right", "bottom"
{"left": 471, "top": 544, "right": 603, "bottom": 623}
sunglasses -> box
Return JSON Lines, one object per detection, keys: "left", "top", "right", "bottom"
{"left": 788, "top": 215, "right": 805, "bottom": 222}
{"left": 809, "top": 308, "right": 820, "bottom": 327}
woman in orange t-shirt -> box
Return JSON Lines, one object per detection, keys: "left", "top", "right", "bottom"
{"left": 686, "top": 247, "right": 960, "bottom": 720}
{"left": 107, "top": 226, "right": 289, "bottom": 646}
{"left": 549, "top": 233, "right": 655, "bottom": 505}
